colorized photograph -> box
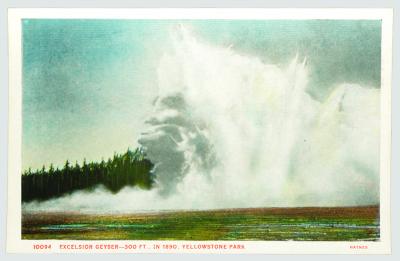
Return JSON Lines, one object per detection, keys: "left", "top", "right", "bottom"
{"left": 20, "top": 19, "right": 381, "bottom": 241}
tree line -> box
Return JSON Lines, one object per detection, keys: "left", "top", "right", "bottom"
{"left": 22, "top": 148, "right": 154, "bottom": 202}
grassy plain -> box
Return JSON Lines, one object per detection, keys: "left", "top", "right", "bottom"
{"left": 22, "top": 206, "right": 379, "bottom": 241}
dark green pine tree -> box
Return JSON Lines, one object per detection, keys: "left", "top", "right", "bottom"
{"left": 21, "top": 148, "right": 154, "bottom": 202}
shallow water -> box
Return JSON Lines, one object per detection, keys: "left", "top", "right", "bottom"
{"left": 22, "top": 207, "right": 379, "bottom": 241}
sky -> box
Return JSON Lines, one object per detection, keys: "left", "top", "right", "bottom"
{"left": 22, "top": 19, "right": 381, "bottom": 170}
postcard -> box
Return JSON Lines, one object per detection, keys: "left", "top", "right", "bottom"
{"left": 7, "top": 8, "right": 393, "bottom": 254}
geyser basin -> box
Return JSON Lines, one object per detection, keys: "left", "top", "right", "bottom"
{"left": 23, "top": 25, "right": 379, "bottom": 213}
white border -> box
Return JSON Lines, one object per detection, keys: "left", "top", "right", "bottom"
{"left": 7, "top": 8, "right": 393, "bottom": 254}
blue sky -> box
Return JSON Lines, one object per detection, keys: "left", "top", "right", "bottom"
{"left": 22, "top": 19, "right": 381, "bottom": 170}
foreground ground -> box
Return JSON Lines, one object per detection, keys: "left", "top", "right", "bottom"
{"left": 22, "top": 206, "right": 379, "bottom": 241}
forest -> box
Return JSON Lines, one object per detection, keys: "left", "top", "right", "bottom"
{"left": 21, "top": 148, "right": 154, "bottom": 202}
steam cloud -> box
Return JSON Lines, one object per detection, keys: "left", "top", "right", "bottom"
{"left": 23, "top": 26, "right": 380, "bottom": 213}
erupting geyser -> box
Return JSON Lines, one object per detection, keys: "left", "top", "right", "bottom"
{"left": 23, "top": 26, "right": 380, "bottom": 213}
{"left": 138, "top": 26, "right": 379, "bottom": 207}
